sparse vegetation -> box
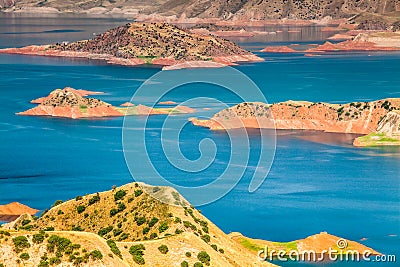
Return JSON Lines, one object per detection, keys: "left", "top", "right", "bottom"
{"left": 20, "top": 252, "right": 30, "bottom": 260}
{"left": 134, "top": 189, "right": 143, "bottom": 197}
{"left": 197, "top": 251, "right": 210, "bottom": 265}
{"left": 158, "top": 244, "right": 169, "bottom": 254}
{"left": 76, "top": 205, "right": 86, "bottom": 214}
{"left": 88, "top": 193, "right": 100, "bottom": 205}
{"left": 12, "top": 236, "right": 30, "bottom": 253}
{"left": 158, "top": 222, "right": 169, "bottom": 233}
{"left": 33, "top": 232, "right": 45, "bottom": 244}
{"left": 90, "top": 250, "right": 103, "bottom": 260}
{"left": 107, "top": 240, "right": 122, "bottom": 259}
{"left": 129, "top": 244, "right": 145, "bottom": 265}
{"left": 114, "top": 190, "right": 127, "bottom": 201}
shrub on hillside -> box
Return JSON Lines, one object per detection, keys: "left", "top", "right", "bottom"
{"left": 12, "top": 236, "right": 30, "bottom": 252}
{"left": 197, "top": 251, "right": 210, "bottom": 265}
{"left": 158, "top": 245, "right": 169, "bottom": 254}
{"left": 107, "top": 240, "right": 122, "bottom": 259}
{"left": 129, "top": 244, "right": 145, "bottom": 265}
{"left": 114, "top": 190, "right": 127, "bottom": 201}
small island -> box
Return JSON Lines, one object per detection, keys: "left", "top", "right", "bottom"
{"left": 0, "top": 22, "right": 264, "bottom": 69}
{"left": 17, "top": 87, "right": 195, "bottom": 119}
{"left": 190, "top": 99, "right": 400, "bottom": 147}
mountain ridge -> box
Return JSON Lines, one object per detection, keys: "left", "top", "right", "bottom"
{"left": 2, "top": 0, "right": 399, "bottom": 21}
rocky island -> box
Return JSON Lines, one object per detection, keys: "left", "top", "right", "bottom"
{"left": 261, "top": 31, "right": 400, "bottom": 54}
{"left": 17, "top": 87, "right": 195, "bottom": 119}
{"left": 190, "top": 98, "right": 400, "bottom": 147}
{"left": 0, "top": 182, "right": 379, "bottom": 266}
{"left": 0, "top": 22, "right": 263, "bottom": 69}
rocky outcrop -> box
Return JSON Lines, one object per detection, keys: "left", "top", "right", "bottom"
{"left": 260, "top": 32, "right": 400, "bottom": 54}
{"left": 0, "top": 0, "right": 14, "bottom": 8}
{"left": 0, "top": 23, "right": 263, "bottom": 68}
{"left": 356, "top": 20, "right": 389, "bottom": 31}
{"left": 190, "top": 99, "right": 400, "bottom": 146}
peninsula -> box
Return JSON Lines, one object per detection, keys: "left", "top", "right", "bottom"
{"left": 0, "top": 22, "right": 263, "bottom": 69}
{"left": 17, "top": 87, "right": 195, "bottom": 119}
{"left": 0, "top": 182, "right": 379, "bottom": 266}
{"left": 190, "top": 99, "right": 400, "bottom": 147}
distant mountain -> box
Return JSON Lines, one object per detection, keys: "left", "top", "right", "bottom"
{"left": 3, "top": 0, "right": 399, "bottom": 20}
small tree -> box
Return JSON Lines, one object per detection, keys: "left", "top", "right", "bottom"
{"left": 158, "top": 245, "right": 168, "bottom": 254}
{"left": 197, "top": 251, "right": 210, "bottom": 265}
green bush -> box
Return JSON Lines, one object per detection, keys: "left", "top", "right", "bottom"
{"left": 113, "top": 229, "right": 123, "bottom": 236}
{"left": 75, "top": 196, "right": 83, "bottom": 201}
{"left": 90, "top": 250, "right": 103, "bottom": 260}
{"left": 174, "top": 217, "right": 181, "bottom": 223}
{"left": 44, "top": 227, "right": 54, "bottom": 231}
{"left": 149, "top": 233, "right": 158, "bottom": 239}
{"left": 134, "top": 189, "right": 143, "bottom": 197}
{"left": 158, "top": 245, "right": 169, "bottom": 254}
{"left": 47, "top": 235, "right": 72, "bottom": 253}
{"left": 114, "top": 190, "right": 127, "bottom": 201}
{"left": 33, "top": 232, "right": 45, "bottom": 244}
{"left": 136, "top": 217, "right": 146, "bottom": 226}
{"left": 194, "top": 262, "right": 203, "bottom": 267}
{"left": 148, "top": 217, "right": 159, "bottom": 227}
{"left": 107, "top": 240, "right": 122, "bottom": 259}
{"left": 118, "top": 233, "right": 129, "bottom": 241}
{"left": 201, "top": 234, "right": 210, "bottom": 243}
{"left": 129, "top": 244, "right": 145, "bottom": 265}
{"left": 142, "top": 227, "right": 150, "bottom": 235}
{"left": 197, "top": 251, "right": 210, "bottom": 265}
{"left": 218, "top": 248, "right": 224, "bottom": 254}
{"left": 181, "top": 261, "right": 189, "bottom": 267}
{"left": 49, "top": 257, "right": 61, "bottom": 265}
{"left": 76, "top": 205, "right": 86, "bottom": 214}
{"left": 158, "top": 222, "right": 168, "bottom": 233}
{"left": 117, "top": 203, "right": 126, "bottom": 212}
{"left": 110, "top": 208, "right": 118, "bottom": 216}
{"left": 72, "top": 225, "right": 84, "bottom": 231}
{"left": 21, "top": 219, "right": 31, "bottom": 226}
{"left": 38, "top": 260, "right": 49, "bottom": 267}
{"left": 98, "top": 226, "right": 113, "bottom": 237}
{"left": 20, "top": 253, "right": 30, "bottom": 260}
{"left": 211, "top": 244, "right": 217, "bottom": 251}
{"left": 12, "top": 236, "right": 30, "bottom": 252}
{"left": 52, "top": 200, "right": 63, "bottom": 208}
{"left": 185, "top": 251, "right": 191, "bottom": 257}
{"left": 88, "top": 193, "right": 100, "bottom": 205}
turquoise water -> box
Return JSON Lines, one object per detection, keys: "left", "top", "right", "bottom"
{"left": 0, "top": 15, "right": 399, "bottom": 266}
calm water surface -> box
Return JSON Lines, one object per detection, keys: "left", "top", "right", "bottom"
{"left": 0, "top": 15, "right": 399, "bottom": 266}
